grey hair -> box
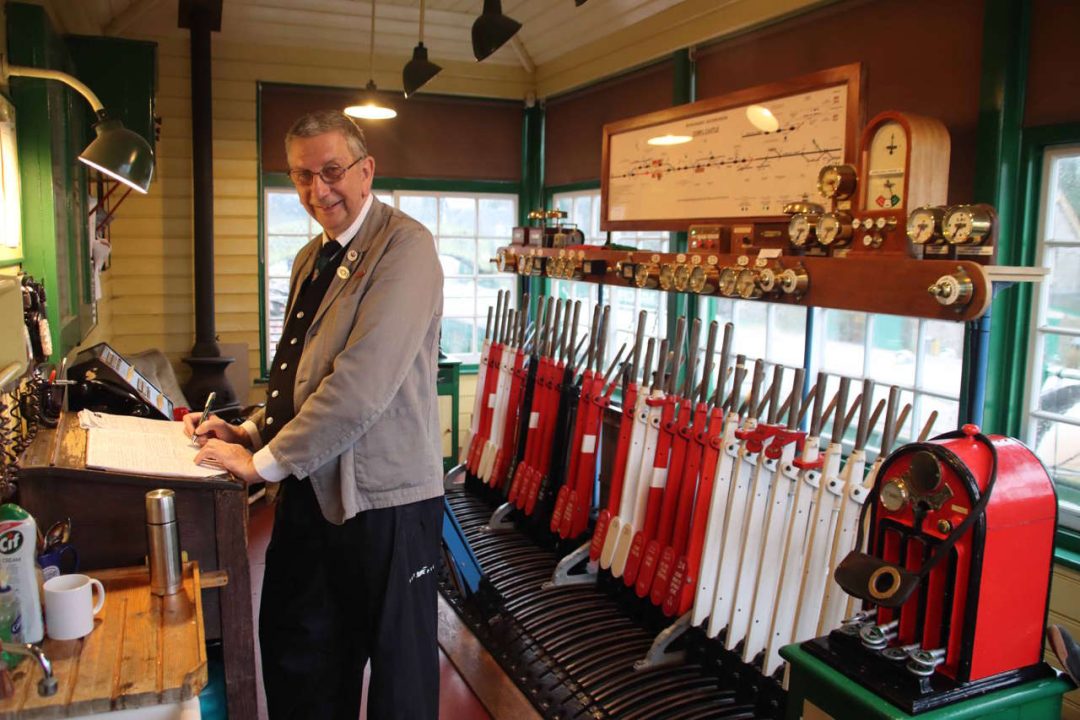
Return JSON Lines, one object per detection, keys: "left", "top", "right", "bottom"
{"left": 285, "top": 110, "right": 368, "bottom": 160}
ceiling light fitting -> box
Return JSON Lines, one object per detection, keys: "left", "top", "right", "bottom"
{"left": 471, "top": 0, "right": 522, "bottom": 62}
{"left": 403, "top": 0, "right": 442, "bottom": 97}
{"left": 345, "top": 0, "right": 397, "bottom": 120}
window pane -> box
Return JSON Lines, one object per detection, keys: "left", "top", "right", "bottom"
{"left": 1032, "top": 417, "right": 1080, "bottom": 487}
{"left": 1049, "top": 155, "right": 1080, "bottom": 241}
{"left": 266, "top": 192, "right": 310, "bottom": 234}
{"left": 439, "top": 197, "right": 476, "bottom": 236}
{"left": 770, "top": 304, "right": 807, "bottom": 368}
{"left": 1035, "top": 332, "right": 1080, "bottom": 415}
{"left": 916, "top": 395, "right": 958, "bottom": 439}
{"left": 1043, "top": 245, "right": 1080, "bottom": 329}
{"left": 399, "top": 194, "right": 437, "bottom": 229}
{"left": 733, "top": 302, "right": 767, "bottom": 360}
{"left": 444, "top": 277, "right": 475, "bottom": 317}
{"left": 477, "top": 276, "right": 515, "bottom": 310}
{"left": 267, "top": 236, "right": 310, "bottom": 277}
{"left": 572, "top": 196, "right": 594, "bottom": 239}
{"left": 375, "top": 192, "right": 394, "bottom": 206}
{"left": 919, "top": 320, "right": 964, "bottom": 395}
{"left": 438, "top": 237, "right": 475, "bottom": 276}
{"left": 867, "top": 315, "right": 917, "bottom": 387}
{"left": 479, "top": 198, "right": 515, "bottom": 237}
{"left": 477, "top": 238, "right": 501, "bottom": 275}
{"left": 820, "top": 309, "right": 866, "bottom": 377}
{"left": 442, "top": 317, "right": 475, "bottom": 355}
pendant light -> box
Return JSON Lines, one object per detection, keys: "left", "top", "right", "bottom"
{"left": 345, "top": 0, "right": 397, "bottom": 120}
{"left": 471, "top": 0, "right": 521, "bottom": 62}
{"left": 403, "top": 0, "right": 442, "bottom": 97}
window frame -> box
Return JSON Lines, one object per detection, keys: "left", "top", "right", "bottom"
{"left": 257, "top": 175, "right": 520, "bottom": 379}
{"left": 1022, "top": 142, "right": 1080, "bottom": 532}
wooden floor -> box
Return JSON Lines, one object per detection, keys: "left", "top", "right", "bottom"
{"left": 247, "top": 496, "right": 514, "bottom": 720}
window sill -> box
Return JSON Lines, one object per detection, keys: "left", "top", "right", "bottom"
{"left": 1055, "top": 526, "right": 1080, "bottom": 573}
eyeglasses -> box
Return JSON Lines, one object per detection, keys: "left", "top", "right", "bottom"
{"left": 288, "top": 156, "right": 364, "bottom": 187}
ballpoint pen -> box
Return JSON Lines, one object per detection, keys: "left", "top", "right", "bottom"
{"left": 192, "top": 391, "right": 216, "bottom": 445}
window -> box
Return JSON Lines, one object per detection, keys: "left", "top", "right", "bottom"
{"left": 261, "top": 187, "right": 517, "bottom": 372}
{"left": 1026, "top": 146, "right": 1080, "bottom": 510}
{"left": 550, "top": 190, "right": 669, "bottom": 372}
{"left": 809, "top": 310, "right": 962, "bottom": 452}
{"left": 0, "top": 97, "right": 20, "bottom": 255}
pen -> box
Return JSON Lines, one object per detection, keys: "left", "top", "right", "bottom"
{"left": 192, "top": 391, "right": 216, "bottom": 445}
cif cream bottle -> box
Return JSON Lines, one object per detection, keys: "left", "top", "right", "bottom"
{"left": 0, "top": 504, "right": 43, "bottom": 643}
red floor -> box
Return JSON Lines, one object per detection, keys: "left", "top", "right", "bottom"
{"left": 247, "top": 496, "right": 492, "bottom": 720}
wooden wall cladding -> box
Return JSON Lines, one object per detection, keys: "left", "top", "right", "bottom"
{"left": 545, "top": 60, "right": 676, "bottom": 187}
{"left": 694, "top": 0, "right": 983, "bottom": 205}
{"left": 260, "top": 84, "right": 523, "bottom": 181}
{"left": 1025, "top": 0, "right": 1080, "bottom": 128}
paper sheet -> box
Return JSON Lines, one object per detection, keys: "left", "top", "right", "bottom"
{"left": 81, "top": 410, "right": 226, "bottom": 479}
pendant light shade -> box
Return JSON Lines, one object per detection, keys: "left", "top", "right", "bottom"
{"left": 345, "top": 80, "right": 398, "bottom": 120}
{"left": 402, "top": 1, "right": 441, "bottom": 98}
{"left": 345, "top": 0, "right": 397, "bottom": 120}
{"left": 471, "top": 0, "right": 521, "bottom": 62}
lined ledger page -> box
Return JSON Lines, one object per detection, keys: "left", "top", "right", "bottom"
{"left": 80, "top": 411, "right": 226, "bottom": 478}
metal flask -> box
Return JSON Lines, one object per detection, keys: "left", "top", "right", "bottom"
{"left": 145, "top": 489, "right": 182, "bottom": 596}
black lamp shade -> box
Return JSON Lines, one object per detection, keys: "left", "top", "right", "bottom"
{"left": 403, "top": 42, "right": 442, "bottom": 98}
{"left": 78, "top": 118, "right": 155, "bottom": 194}
{"left": 471, "top": 0, "right": 521, "bottom": 62}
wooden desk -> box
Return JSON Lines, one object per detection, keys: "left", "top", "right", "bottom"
{"left": 0, "top": 564, "right": 207, "bottom": 717}
{"left": 17, "top": 414, "right": 257, "bottom": 720}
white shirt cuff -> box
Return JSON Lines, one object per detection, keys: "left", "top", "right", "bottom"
{"left": 252, "top": 446, "right": 290, "bottom": 483}
{"left": 241, "top": 420, "right": 263, "bottom": 451}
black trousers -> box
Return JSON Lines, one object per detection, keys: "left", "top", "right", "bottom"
{"left": 259, "top": 478, "right": 443, "bottom": 719}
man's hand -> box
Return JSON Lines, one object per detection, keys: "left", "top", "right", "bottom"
{"left": 184, "top": 412, "right": 251, "bottom": 448}
{"left": 195, "top": 439, "right": 264, "bottom": 485}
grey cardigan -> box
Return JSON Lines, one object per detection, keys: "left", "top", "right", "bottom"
{"left": 249, "top": 197, "right": 445, "bottom": 523}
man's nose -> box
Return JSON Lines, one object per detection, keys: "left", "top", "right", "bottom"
{"left": 310, "top": 173, "right": 335, "bottom": 198}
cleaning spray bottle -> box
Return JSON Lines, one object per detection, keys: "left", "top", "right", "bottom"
{"left": 0, "top": 505, "right": 43, "bottom": 644}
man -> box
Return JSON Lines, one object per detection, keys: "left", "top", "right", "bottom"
{"left": 186, "top": 109, "right": 444, "bottom": 719}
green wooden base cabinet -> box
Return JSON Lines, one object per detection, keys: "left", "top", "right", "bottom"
{"left": 437, "top": 359, "right": 461, "bottom": 473}
{"left": 780, "top": 644, "right": 1072, "bottom": 720}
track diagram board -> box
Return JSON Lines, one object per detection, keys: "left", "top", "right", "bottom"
{"left": 603, "top": 77, "right": 855, "bottom": 230}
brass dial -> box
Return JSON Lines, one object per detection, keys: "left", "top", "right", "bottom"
{"left": 719, "top": 267, "right": 739, "bottom": 297}
{"left": 817, "top": 164, "right": 858, "bottom": 201}
{"left": 942, "top": 204, "right": 995, "bottom": 245}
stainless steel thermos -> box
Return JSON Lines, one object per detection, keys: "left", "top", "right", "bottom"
{"left": 145, "top": 489, "right": 182, "bottom": 596}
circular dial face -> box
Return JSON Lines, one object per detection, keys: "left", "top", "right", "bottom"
{"left": 758, "top": 267, "right": 778, "bottom": 293}
{"left": 816, "top": 212, "right": 852, "bottom": 246}
{"left": 735, "top": 268, "right": 761, "bottom": 299}
{"left": 634, "top": 263, "right": 656, "bottom": 288}
{"left": 942, "top": 204, "right": 994, "bottom": 245}
{"left": 788, "top": 214, "right": 814, "bottom": 247}
{"left": 779, "top": 268, "right": 808, "bottom": 295}
{"left": 881, "top": 479, "right": 909, "bottom": 512}
{"left": 817, "top": 164, "right": 858, "bottom": 200}
{"left": 907, "top": 207, "right": 943, "bottom": 245}
{"left": 719, "top": 267, "right": 739, "bottom": 297}
{"left": 865, "top": 120, "right": 908, "bottom": 210}
{"left": 673, "top": 264, "right": 692, "bottom": 292}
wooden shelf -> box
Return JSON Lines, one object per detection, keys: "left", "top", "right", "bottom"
{"left": 496, "top": 245, "right": 1029, "bottom": 322}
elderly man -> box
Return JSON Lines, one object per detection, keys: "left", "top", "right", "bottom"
{"left": 187, "top": 109, "right": 444, "bottom": 719}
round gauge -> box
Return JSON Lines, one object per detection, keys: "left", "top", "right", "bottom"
{"left": 634, "top": 263, "right": 657, "bottom": 288}
{"left": 865, "top": 120, "right": 908, "bottom": 210}
{"left": 817, "top": 164, "right": 858, "bottom": 201}
{"left": 942, "top": 204, "right": 995, "bottom": 245}
{"left": 881, "top": 479, "right": 909, "bottom": 512}
{"left": 788, "top": 214, "right": 815, "bottom": 247}
{"left": 719, "top": 267, "right": 739, "bottom": 297}
{"left": 673, "top": 264, "right": 692, "bottom": 292}
{"left": 658, "top": 263, "right": 676, "bottom": 291}
{"left": 779, "top": 267, "right": 809, "bottom": 295}
{"left": 816, "top": 212, "right": 853, "bottom": 247}
{"left": 495, "top": 248, "right": 512, "bottom": 272}
{"left": 758, "top": 267, "right": 779, "bottom": 293}
{"left": 735, "top": 268, "right": 762, "bottom": 300}
{"left": 907, "top": 206, "right": 945, "bottom": 245}
{"left": 928, "top": 271, "right": 974, "bottom": 307}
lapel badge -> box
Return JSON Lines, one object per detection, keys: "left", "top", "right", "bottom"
{"left": 346, "top": 249, "right": 359, "bottom": 262}
{"left": 336, "top": 266, "right": 351, "bottom": 280}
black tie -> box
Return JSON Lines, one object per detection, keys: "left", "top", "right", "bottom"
{"left": 314, "top": 241, "right": 341, "bottom": 278}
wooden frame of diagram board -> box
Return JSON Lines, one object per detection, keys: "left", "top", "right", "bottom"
{"left": 600, "top": 63, "right": 864, "bottom": 232}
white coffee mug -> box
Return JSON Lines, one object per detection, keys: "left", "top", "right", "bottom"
{"left": 43, "top": 574, "right": 106, "bottom": 641}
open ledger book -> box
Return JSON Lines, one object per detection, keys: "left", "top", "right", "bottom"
{"left": 80, "top": 410, "right": 227, "bottom": 479}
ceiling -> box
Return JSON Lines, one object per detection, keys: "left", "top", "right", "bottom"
{"left": 44, "top": 0, "right": 820, "bottom": 80}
